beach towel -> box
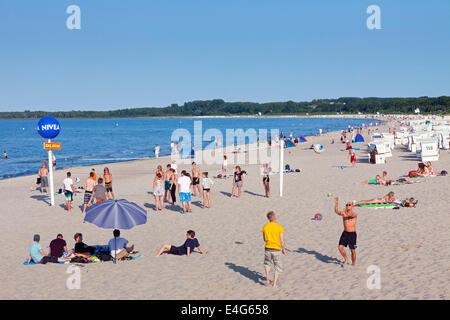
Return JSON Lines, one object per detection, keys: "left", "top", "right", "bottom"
{"left": 356, "top": 203, "right": 399, "bottom": 207}
{"left": 23, "top": 260, "right": 66, "bottom": 265}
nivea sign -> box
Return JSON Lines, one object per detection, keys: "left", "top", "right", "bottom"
{"left": 37, "top": 116, "right": 61, "bottom": 139}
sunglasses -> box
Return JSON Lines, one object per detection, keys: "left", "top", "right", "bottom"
{"left": 346, "top": 204, "right": 353, "bottom": 207}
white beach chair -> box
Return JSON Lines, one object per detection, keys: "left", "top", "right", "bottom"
{"left": 417, "top": 140, "right": 439, "bottom": 162}
{"left": 368, "top": 143, "right": 386, "bottom": 164}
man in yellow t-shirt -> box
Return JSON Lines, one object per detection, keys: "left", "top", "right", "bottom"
{"left": 262, "top": 211, "right": 285, "bottom": 288}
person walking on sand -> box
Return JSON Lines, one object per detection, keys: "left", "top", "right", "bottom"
{"left": 230, "top": 166, "right": 244, "bottom": 198}
{"left": 262, "top": 211, "right": 286, "bottom": 288}
{"left": 201, "top": 172, "right": 214, "bottom": 209}
{"left": 103, "top": 167, "right": 115, "bottom": 199}
{"left": 153, "top": 172, "right": 164, "bottom": 211}
{"left": 38, "top": 164, "right": 49, "bottom": 194}
{"left": 63, "top": 172, "right": 76, "bottom": 213}
{"left": 262, "top": 163, "right": 271, "bottom": 198}
{"left": 82, "top": 171, "right": 96, "bottom": 214}
{"left": 191, "top": 162, "right": 201, "bottom": 197}
{"left": 164, "top": 164, "right": 173, "bottom": 202}
{"left": 334, "top": 198, "right": 358, "bottom": 266}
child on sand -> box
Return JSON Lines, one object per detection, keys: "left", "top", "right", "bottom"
{"left": 153, "top": 172, "right": 164, "bottom": 211}
{"left": 349, "top": 148, "right": 356, "bottom": 167}
{"left": 334, "top": 198, "right": 358, "bottom": 266}
{"left": 201, "top": 172, "right": 213, "bottom": 209}
{"left": 231, "top": 166, "right": 244, "bottom": 198}
{"left": 155, "top": 230, "right": 208, "bottom": 257}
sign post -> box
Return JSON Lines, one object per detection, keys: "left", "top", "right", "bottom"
{"left": 280, "top": 139, "right": 284, "bottom": 197}
{"left": 37, "top": 117, "right": 61, "bottom": 207}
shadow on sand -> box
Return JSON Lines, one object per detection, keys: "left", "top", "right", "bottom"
{"left": 30, "top": 194, "right": 51, "bottom": 206}
{"left": 225, "top": 262, "right": 265, "bottom": 285}
{"left": 293, "top": 248, "right": 342, "bottom": 265}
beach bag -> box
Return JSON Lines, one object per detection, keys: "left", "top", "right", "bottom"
{"left": 409, "top": 171, "right": 418, "bottom": 178}
{"left": 285, "top": 164, "right": 290, "bottom": 171}
{"left": 98, "top": 253, "right": 112, "bottom": 262}
{"left": 70, "top": 256, "right": 91, "bottom": 264}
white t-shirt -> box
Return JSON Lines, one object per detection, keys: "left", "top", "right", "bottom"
{"left": 178, "top": 176, "right": 191, "bottom": 193}
{"left": 63, "top": 178, "right": 74, "bottom": 192}
{"left": 223, "top": 159, "right": 227, "bottom": 167}
{"left": 171, "top": 163, "right": 178, "bottom": 174}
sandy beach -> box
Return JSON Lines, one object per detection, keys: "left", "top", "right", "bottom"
{"left": 0, "top": 121, "right": 448, "bottom": 300}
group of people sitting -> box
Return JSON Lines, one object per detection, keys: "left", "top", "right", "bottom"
{"left": 28, "top": 229, "right": 208, "bottom": 264}
{"left": 27, "top": 230, "right": 135, "bottom": 264}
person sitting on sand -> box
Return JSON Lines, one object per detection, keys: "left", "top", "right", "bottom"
{"left": 49, "top": 234, "right": 72, "bottom": 259}
{"left": 28, "top": 234, "right": 60, "bottom": 264}
{"left": 425, "top": 162, "right": 436, "bottom": 176}
{"left": 74, "top": 233, "right": 96, "bottom": 255}
{"left": 416, "top": 163, "right": 430, "bottom": 177}
{"left": 155, "top": 230, "right": 208, "bottom": 257}
{"left": 355, "top": 191, "right": 396, "bottom": 205}
{"left": 108, "top": 229, "right": 135, "bottom": 260}
{"left": 334, "top": 198, "right": 358, "bottom": 266}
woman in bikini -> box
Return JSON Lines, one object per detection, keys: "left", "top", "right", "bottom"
{"left": 103, "top": 167, "right": 115, "bottom": 199}
{"left": 262, "top": 163, "right": 271, "bottom": 198}
{"left": 355, "top": 191, "right": 396, "bottom": 205}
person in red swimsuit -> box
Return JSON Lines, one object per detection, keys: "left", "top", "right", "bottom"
{"left": 349, "top": 148, "right": 357, "bottom": 167}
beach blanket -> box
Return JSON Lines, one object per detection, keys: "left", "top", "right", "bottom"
{"left": 23, "top": 254, "right": 143, "bottom": 265}
{"left": 356, "top": 203, "right": 400, "bottom": 207}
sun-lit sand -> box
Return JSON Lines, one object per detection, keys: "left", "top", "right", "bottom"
{"left": 0, "top": 121, "right": 448, "bottom": 299}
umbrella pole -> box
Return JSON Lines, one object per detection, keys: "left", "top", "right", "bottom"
{"left": 114, "top": 236, "right": 117, "bottom": 264}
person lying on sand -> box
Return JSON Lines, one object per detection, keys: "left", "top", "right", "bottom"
{"left": 355, "top": 175, "right": 384, "bottom": 185}
{"left": 334, "top": 198, "right": 357, "bottom": 266}
{"left": 156, "top": 230, "right": 208, "bottom": 257}
{"left": 355, "top": 191, "right": 396, "bottom": 205}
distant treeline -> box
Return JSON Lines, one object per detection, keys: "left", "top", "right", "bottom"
{"left": 1, "top": 96, "right": 449, "bottom": 119}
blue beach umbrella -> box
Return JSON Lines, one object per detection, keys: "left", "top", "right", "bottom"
{"left": 84, "top": 199, "right": 147, "bottom": 262}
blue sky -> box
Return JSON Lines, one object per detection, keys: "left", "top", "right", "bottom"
{"left": 0, "top": 0, "right": 449, "bottom": 111}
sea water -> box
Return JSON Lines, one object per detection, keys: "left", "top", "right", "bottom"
{"left": 0, "top": 117, "right": 376, "bottom": 179}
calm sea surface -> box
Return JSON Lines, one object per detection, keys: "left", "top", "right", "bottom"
{"left": 0, "top": 117, "right": 377, "bottom": 179}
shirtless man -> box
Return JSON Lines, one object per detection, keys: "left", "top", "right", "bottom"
{"left": 38, "top": 164, "right": 49, "bottom": 193}
{"left": 103, "top": 167, "right": 115, "bottom": 199}
{"left": 191, "top": 162, "right": 201, "bottom": 197}
{"left": 164, "top": 164, "right": 173, "bottom": 202}
{"left": 334, "top": 198, "right": 358, "bottom": 266}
